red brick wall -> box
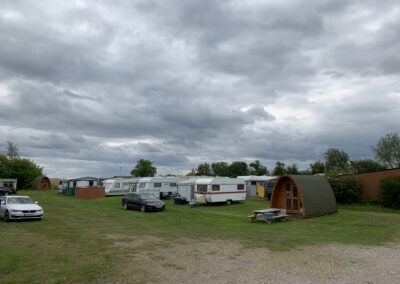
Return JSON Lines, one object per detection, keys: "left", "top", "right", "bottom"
{"left": 347, "top": 168, "right": 400, "bottom": 201}
{"left": 75, "top": 187, "right": 105, "bottom": 199}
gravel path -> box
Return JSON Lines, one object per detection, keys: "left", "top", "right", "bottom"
{"left": 111, "top": 236, "right": 400, "bottom": 284}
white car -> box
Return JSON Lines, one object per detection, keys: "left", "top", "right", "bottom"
{"left": 0, "top": 195, "right": 44, "bottom": 222}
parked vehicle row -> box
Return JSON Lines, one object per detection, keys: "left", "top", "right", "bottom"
{"left": 104, "top": 177, "right": 189, "bottom": 199}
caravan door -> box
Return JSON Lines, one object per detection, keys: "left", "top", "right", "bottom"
{"left": 190, "top": 185, "right": 195, "bottom": 203}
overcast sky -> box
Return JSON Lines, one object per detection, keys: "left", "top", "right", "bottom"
{"left": 1, "top": 0, "right": 399, "bottom": 178}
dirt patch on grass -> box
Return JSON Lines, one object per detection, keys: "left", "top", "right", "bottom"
{"left": 107, "top": 237, "right": 400, "bottom": 284}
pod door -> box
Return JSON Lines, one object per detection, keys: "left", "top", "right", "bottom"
{"left": 284, "top": 182, "right": 302, "bottom": 215}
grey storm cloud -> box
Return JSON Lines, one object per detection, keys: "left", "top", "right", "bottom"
{"left": 0, "top": 0, "right": 399, "bottom": 177}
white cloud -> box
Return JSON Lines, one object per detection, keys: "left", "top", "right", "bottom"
{"left": 1, "top": 0, "right": 399, "bottom": 177}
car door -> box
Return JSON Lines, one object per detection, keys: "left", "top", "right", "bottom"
{"left": 132, "top": 194, "right": 142, "bottom": 209}
{"left": 125, "top": 193, "right": 134, "bottom": 207}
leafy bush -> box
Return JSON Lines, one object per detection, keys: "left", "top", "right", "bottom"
{"left": 329, "top": 177, "right": 362, "bottom": 204}
{"left": 379, "top": 177, "right": 400, "bottom": 208}
{"left": 0, "top": 155, "right": 43, "bottom": 189}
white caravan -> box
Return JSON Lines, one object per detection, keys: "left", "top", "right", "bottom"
{"left": 103, "top": 178, "right": 139, "bottom": 196}
{"left": 129, "top": 177, "right": 187, "bottom": 199}
{"left": 177, "top": 177, "right": 246, "bottom": 205}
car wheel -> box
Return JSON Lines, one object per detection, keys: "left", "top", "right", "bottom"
{"left": 123, "top": 202, "right": 128, "bottom": 210}
{"left": 4, "top": 210, "right": 10, "bottom": 222}
{"left": 226, "top": 200, "right": 232, "bottom": 205}
{"left": 140, "top": 205, "right": 146, "bottom": 212}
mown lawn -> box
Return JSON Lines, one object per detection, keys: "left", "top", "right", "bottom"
{"left": 0, "top": 190, "right": 399, "bottom": 283}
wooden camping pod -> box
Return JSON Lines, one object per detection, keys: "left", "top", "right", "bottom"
{"left": 32, "top": 176, "right": 52, "bottom": 190}
{"left": 270, "top": 175, "right": 337, "bottom": 218}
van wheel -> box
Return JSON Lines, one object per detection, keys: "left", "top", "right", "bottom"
{"left": 141, "top": 205, "right": 146, "bottom": 212}
{"left": 4, "top": 210, "right": 10, "bottom": 222}
{"left": 226, "top": 200, "right": 232, "bottom": 205}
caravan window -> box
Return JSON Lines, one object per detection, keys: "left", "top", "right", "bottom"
{"left": 197, "top": 184, "right": 207, "bottom": 193}
{"left": 122, "top": 182, "right": 129, "bottom": 187}
{"left": 211, "top": 185, "right": 220, "bottom": 191}
{"left": 138, "top": 183, "right": 146, "bottom": 188}
{"left": 114, "top": 183, "right": 120, "bottom": 189}
{"left": 129, "top": 183, "right": 138, "bottom": 192}
{"left": 251, "top": 181, "right": 256, "bottom": 185}
{"left": 154, "top": 183, "right": 161, "bottom": 188}
{"left": 237, "top": 184, "right": 245, "bottom": 190}
{"left": 170, "top": 183, "right": 177, "bottom": 187}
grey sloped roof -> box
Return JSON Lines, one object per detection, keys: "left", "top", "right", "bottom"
{"left": 292, "top": 175, "right": 337, "bottom": 217}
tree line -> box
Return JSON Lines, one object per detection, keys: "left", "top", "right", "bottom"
{"left": 190, "top": 132, "right": 400, "bottom": 177}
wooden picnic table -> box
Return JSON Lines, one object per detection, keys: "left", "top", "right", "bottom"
{"left": 248, "top": 208, "right": 288, "bottom": 223}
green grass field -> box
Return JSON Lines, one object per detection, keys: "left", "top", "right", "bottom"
{"left": 1, "top": 190, "right": 399, "bottom": 283}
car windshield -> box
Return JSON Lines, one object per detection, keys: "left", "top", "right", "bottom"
{"left": 7, "top": 197, "right": 34, "bottom": 204}
{"left": 140, "top": 194, "right": 156, "bottom": 200}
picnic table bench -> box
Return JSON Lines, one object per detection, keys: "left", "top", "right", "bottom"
{"left": 248, "top": 208, "right": 288, "bottom": 224}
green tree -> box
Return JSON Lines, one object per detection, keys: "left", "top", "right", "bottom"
{"left": 380, "top": 177, "right": 400, "bottom": 208}
{"left": 350, "top": 159, "right": 386, "bottom": 174}
{"left": 372, "top": 132, "right": 400, "bottom": 169}
{"left": 0, "top": 155, "right": 11, "bottom": 177}
{"left": 6, "top": 141, "right": 19, "bottom": 159}
{"left": 324, "top": 148, "right": 351, "bottom": 176}
{"left": 249, "top": 160, "right": 269, "bottom": 175}
{"left": 211, "top": 162, "right": 230, "bottom": 177}
{"left": 329, "top": 177, "right": 362, "bottom": 204}
{"left": 9, "top": 158, "right": 43, "bottom": 189}
{"left": 1, "top": 142, "right": 43, "bottom": 189}
{"left": 196, "top": 163, "right": 212, "bottom": 176}
{"left": 228, "top": 161, "right": 249, "bottom": 177}
{"left": 309, "top": 161, "right": 325, "bottom": 175}
{"left": 286, "top": 163, "right": 299, "bottom": 175}
{"left": 130, "top": 159, "right": 156, "bottom": 177}
{"left": 272, "top": 161, "right": 286, "bottom": 176}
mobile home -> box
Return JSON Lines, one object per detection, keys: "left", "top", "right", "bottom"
{"left": 129, "top": 177, "right": 187, "bottom": 199}
{"left": 237, "top": 176, "right": 276, "bottom": 198}
{"left": 103, "top": 177, "right": 139, "bottom": 196}
{"left": 62, "top": 177, "right": 101, "bottom": 196}
{"left": 177, "top": 177, "right": 246, "bottom": 205}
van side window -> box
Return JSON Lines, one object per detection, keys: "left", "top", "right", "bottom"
{"left": 197, "top": 184, "right": 207, "bottom": 193}
{"left": 237, "top": 184, "right": 245, "bottom": 190}
{"left": 211, "top": 185, "right": 220, "bottom": 191}
{"left": 154, "top": 183, "right": 161, "bottom": 188}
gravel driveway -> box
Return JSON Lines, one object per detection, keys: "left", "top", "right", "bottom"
{"left": 109, "top": 236, "right": 400, "bottom": 284}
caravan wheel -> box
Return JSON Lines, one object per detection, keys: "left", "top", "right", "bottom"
{"left": 226, "top": 200, "right": 232, "bottom": 205}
